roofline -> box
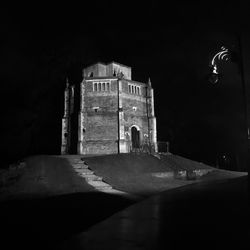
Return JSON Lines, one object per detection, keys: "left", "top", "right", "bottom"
{"left": 107, "top": 61, "right": 132, "bottom": 69}
{"left": 83, "top": 61, "right": 132, "bottom": 70}
{"left": 83, "top": 62, "right": 107, "bottom": 69}
{"left": 126, "top": 79, "right": 146, "bottom": 86}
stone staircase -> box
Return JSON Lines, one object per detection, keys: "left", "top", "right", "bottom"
{"left": 64, "top": 156, "right": 129, "bottom": 196}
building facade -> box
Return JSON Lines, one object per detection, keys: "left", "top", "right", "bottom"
{"left": 61, "top": 62, "right": 157, "bottom": 155}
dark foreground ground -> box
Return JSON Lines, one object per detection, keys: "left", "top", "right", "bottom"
{"left": 0, "top": 155, "right": 248, "bottom": 249}
{"left": 0, "top": 192, "right": 135, "bottom": 250}
{"left": 0, "top": 176, "right": 248, "bottom": 250}
{"left": 59, "top": 176, "right": 249, "bottom": 250}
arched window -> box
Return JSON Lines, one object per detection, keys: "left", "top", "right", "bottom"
{"left": 98, "top": 82, "right": 102, "bottom": 91}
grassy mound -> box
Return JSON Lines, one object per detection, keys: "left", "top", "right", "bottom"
{"left": 159, "top": 154, "right": 214, "bottom": 171}
{"left": 83, "top": 153, "right": 214, "bottom": 197}
{"left": 0, "top": 153, "right": 224, "bottom": 199}
{"left": 0, "top": 155, "right": 95, "bottom": 200}
{"left": 84, "top": 153, "right": 172, "bottom": 175}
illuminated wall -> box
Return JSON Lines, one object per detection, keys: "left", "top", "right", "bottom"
{"left": 62, "top": 62, "right": 157, "bottom": 155}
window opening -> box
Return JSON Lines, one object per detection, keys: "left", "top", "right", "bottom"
{"left": 102, "top": 82, "right": 105, "bottom": 91}
{"left": 98, "top": 83, "right": 102, "bottom": 91}
{"left": 94, "top": 83, "right": 98, "bottom": 91}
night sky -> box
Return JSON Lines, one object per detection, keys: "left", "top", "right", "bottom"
{"left": 1, "top": 1, "right": 249, "bottom": 170}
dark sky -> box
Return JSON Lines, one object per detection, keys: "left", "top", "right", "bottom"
{"left": 1, "top": 1, "right": 249, "bottom": 170}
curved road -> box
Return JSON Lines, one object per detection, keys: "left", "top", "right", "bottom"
{"left": 60, "top": 175, "right": 249, "bottom": 250}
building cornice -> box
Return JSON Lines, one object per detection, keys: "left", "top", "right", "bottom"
{"left": 84, "top": 77, "right": 118, "bottom": 81}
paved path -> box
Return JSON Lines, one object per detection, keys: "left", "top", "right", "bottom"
{"left": 60, "top": 175, "right": 249, "bottom": 250}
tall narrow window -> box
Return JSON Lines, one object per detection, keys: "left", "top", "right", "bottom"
{"left": 107, "top": 82, "right": 110, "bottom": 91}
{"left": 132, "top": 85, "right": 134, "bottom": 94}
{"left": 98, "top": 82, "right": 102, "bottom": 91}
{"left": 102, "top": 82, "right": 105, "bottom": 91}
{"left": 94, "top": 83, "right": 98, "bottom": 91}
{"left": 129, "top": 84, "right": 131, "bottom": 93}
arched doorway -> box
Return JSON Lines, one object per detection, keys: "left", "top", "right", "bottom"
{"left": 131, "top": 126, "right": 140, "bottom": 149}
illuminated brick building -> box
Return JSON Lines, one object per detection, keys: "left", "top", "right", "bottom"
{"left": 61, "top": 62, "right": 157, "bottom": 155}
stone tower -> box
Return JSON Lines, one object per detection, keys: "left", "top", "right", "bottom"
{"left": 61, "top": 62, "right": 157, "bottom": 155}
{"left": 61, "top": 78, "right": 75, "bottom": 154}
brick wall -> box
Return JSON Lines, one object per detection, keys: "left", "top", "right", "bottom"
{"left": 63, "top": 64, "right": 156, "bottom": 155}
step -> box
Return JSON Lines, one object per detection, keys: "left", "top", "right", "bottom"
{"left": 85, "top": 175, "right": 103, "bottom": 181}
{"left": 74, "top": 162, "right": 88, "bottom": 165}
{"left": 88, "top": 180, "right": 111, "bottom": 188}
{"left": 96, "top": 186, "right": 113, "bottom": 190}
{"left": 73, "top": 164, "right": 89, "bottom": 169}
{"left": 70, "top": 161, "right": 87, "bottom": 165}
{"left": 75, "top": 169, "right": 94, "bottom": 175}
{"left": 78, "top": 172, "right": 96, "bottom": 177}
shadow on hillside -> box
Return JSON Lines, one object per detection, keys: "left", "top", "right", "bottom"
{"left": 0, "top": 192, "right": 135, "bottom": 250}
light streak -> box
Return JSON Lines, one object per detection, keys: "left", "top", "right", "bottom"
{"left": 210, "top": 46, "right": 230, "bottom": 75}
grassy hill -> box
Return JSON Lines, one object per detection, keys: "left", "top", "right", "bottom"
{"left": 0, "top": 153, "right": 246, "bottom": 250}
{"left": 0, "top": 155, "right": 95, "bottom": 200}
{"left": 1, "top": 153, "right": 245, "bottom": 200}
{"left": 84, "top": 153, "right": 214, "bottom": 197}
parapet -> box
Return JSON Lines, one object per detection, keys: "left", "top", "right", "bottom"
{"left": 83, "top": 61, "right": 132, "bottom": 80}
